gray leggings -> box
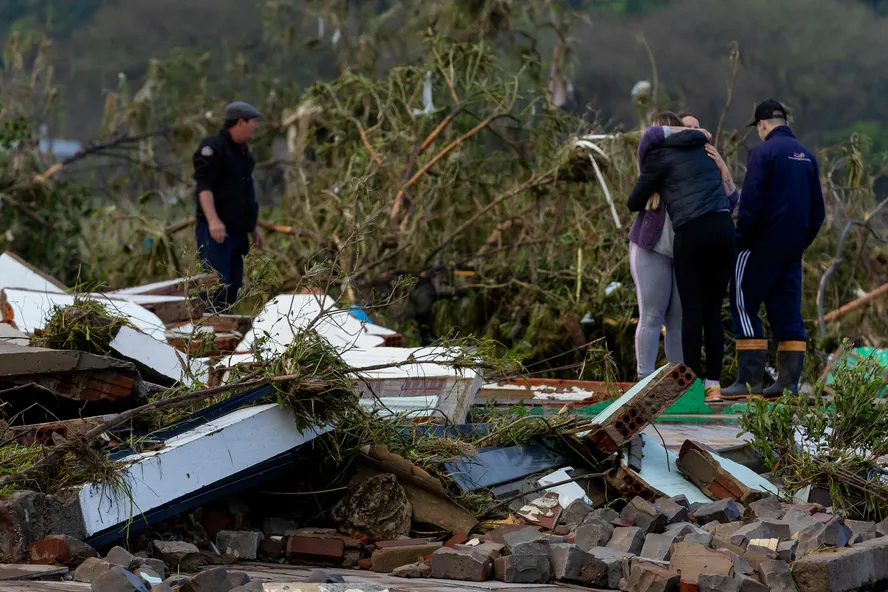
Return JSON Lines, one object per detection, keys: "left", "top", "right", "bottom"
{"left": 629, "top": 242, "right": 683, "bottom": 379}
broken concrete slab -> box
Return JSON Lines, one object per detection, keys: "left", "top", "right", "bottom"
{"left": 669, "top": 543, "right": 735, "bottom": 581}
{"left": 796, "top": 519, "right": 852, "bottom": 558}
{"left": 624, "top": 562, "right": 681, "bottom": 592}
{"left": 622, "top": 496, "right": 668, "bottom": 534}
{"left": 370, "top": 542, "right": 441, "bottom": 573}
{"left": 78, "top": 404, "right": 328, "bottom": 540}
{"left": 588, "top": 508, "right": 620, "bottom": 524}
{"left": 493, "top": 553, "right": 550, "bottom": 584}
{"left": 73, "top": 557, "right": 114, "bottom": 583}
{"left": 586, "top": 363, "right": 696, "bottom": 453}
{"left": 655, "top": 498, "right": 691, "bottom": 525}
{"left": 683, "top": 533, "right": 713, "bottom": 547}
{"left": 698, "top": 574, "right": 741, "bottom": 592}
{"left": 666, "top": 522, "right": 704, "bottom": 539}
{"left": 574, "top": 521, "right": 614, "bottom": 551}
{"left": 92, "top": 566, "right": 150, "bottom": 592}
{"left": 694, "top": 499, "right": 744, "bottom": 524}
{"left": 791, "top": 537, "right": 888, "bottom": 592}
{"left": 677, "top": 440, "right": 778, "bottom": 504}
{"left": 607, "top": 527, "right": 646, "bottom": 555}
{"left": 429, "top": 547, "right": 491, "bottom": 582}
{"left": 743, "top": 497, "right": 785, "bottom": 522}
{"left": 758, "top": 560, "right": 794, "bottom": 592}
{"left": 502, "top": 526, "right": 549, "bottom": 555}
{"left": 846, "top": 519, "right": 877, "bottom": 543}
{"left": 0, "top": 252, "right": 66, "bottom": 294}
{"left": 784, "top": 509, "right": 820, "bottom": 537}
{"left": 776, "top": 540, "right": 797, "bottom": 563}
{"left": 152, "top": 541, "right": 205, "bottom": 573}
{"left": 641, "top": 533, "right": 679, "bottom": 561}
{"left": 549, "top": 544, "right": 609, "bottom": 587}
{"left": 216, "top": 531, "right": 260, "bottom": 560}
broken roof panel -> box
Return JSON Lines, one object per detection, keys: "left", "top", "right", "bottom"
{"left": 108, "top": 273, "right": 217, "bottom": 297}
{"left": 626, "top": 435, "right": 711, "bottom": 505}
{"left": 109, "top": 326, "right": 208, "bottom": 387}
{"left": 0, "top": 288, "right": 167, "bottom": 341}
{"left": 78, "top": 403, "right": 328, "bottom": 539}
{"left": 0, "top": 252, "right": 67, "bottom": 293}
{"left": 236, "top": 294, "right": 385, "bottom": 353}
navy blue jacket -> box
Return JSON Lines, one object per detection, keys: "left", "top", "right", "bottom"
{"left": 736, "top": 126, "right": 825, "bottom": 259}
{"left": 627, "top": 130, "right": 729, "bottom": 230}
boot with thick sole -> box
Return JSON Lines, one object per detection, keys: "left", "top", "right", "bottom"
{"left": 721, "top": 339, "right": 768, "bottom": 400}
{"left": 762, "top": 341, "right": 806, "bottom": 398}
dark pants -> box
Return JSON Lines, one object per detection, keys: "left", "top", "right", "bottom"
{"left": 730, "top": 249, "right": 804, "bottom": 341}
{"left": 196, "top": 218, "right": 250, "bottom": 311}
{"left": 673, "top": 212, "right": 736, "bottom": 381}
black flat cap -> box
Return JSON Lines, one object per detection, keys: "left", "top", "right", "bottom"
{"left": 224, "top": 101, "right": 262, "bottom": 121}
{"left": 747, "top": 99, "right": 787, "bottom": 126}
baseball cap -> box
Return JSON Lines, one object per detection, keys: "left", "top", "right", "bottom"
{"left": 747, "top": 99, "right": 787, "bottom": 126}
{"left": 224, "top": 101, "right": 262, "bottom": 121}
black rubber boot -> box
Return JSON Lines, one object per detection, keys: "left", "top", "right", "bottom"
{"left": 721, "top": 340, "right": 767, "bottom": 400}
{"left": 762, "top": 341, "right": 806, "bottom": 398}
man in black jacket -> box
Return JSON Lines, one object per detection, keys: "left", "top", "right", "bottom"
{"left": 628, "top": 116, "right": 736, "bottom": 395}
{"left": 193, "top": 101, "right": 264, "bottom": 310}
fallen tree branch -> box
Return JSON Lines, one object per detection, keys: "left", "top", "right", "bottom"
{"left": 823, "top": 281, "right": 888, "bottom": 324}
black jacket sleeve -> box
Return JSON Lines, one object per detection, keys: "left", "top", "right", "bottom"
{"left": 628, "top": 150, "right": 665, "bottom": 212}
{"left": 193, "top": 139, "right": 221, "bottom": 194}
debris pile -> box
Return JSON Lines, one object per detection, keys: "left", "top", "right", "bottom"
{"left": 2, "top": 251, "right": 888, "bottom": 592}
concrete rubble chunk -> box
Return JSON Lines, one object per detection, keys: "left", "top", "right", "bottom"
{"left": 624, "top": 561, "right": 681, "bottom": 592}
{"left": 845, "top": 519, "right": 877, "bottom": 543}
{"left": 29, "top": 534, "right": 98, "bottom": 566}
{"left": 216, "top": 531, "right": 260, "bottom": 560}
{"left": 667, "top": 523, "right": 703, "bottom": 538}
{"left": 698, "top": 574, "right": 742, "bottom": 592}
{"left": 429, "top": 547, "right": 491, "bottom": 582}
{"left": 655, "top": 498, "right": 691, "bottom": 525}
{"left": 694, "top": 499, "right": 743, "bottom": 525}
{"left": 587, "top": 547, "right": 629, "bottom": 589}
{"left": 331, "top": 473, "right": 412, "bottom": 541}
{"left": 106, "top": 546, "right": 140, "bottom": 571}
{"left": 743, "top": 497, "right": 785, "bottom": 522}
{"left": 574, "top": 521, "right": 614, "bottom": 551}
{"left": 152, "top": 541, "right": 206, "bottom": 573}
{"left": 179, "top": 567, "right": 231, "bottom": 592}
{"left": 622, "top": 497, "right": 668, "bottom": 534}
{"left": 548, "top": 544, "right": 608, "bottom": 587}
{"left": 669, "top": 543, "right": 735, "bottom": 581}
{"left": 796, "top": 519, "right": 851, "bottom": 558}
{"left": 74, "top": 557, "right": 114, "bottom": 583}
{"left": 91, "top": 566, "right": 150, "bottom": 592}
{"left": 460, "top": 542, "right": 504, "bottom": 562}
{"left": 370, "top": 542, "right": 442, "bottom": 573}
{"left": 641, "top": 533, "right": 679, "bottom": 561}
{"left": 607, "top": 526, "right": 646, "bottom": 555}
{"left": 393, "top": 563, "right": 427, "bottom": 578}
{"left": 151, "top": 584, "right": 177, "bottom": 592}
{"left": 588, "top": 508, "right": 620, "bottom": 524}
{"left": 732, "top": 553, "right": 755, "bottom": 576}
{"left": 671, "top": 495, "right": 691, "bottom": 510}
{"left": 783, "top": 509, "right": 820, "bottom": 537}
{"left": 742, "top": 546, "right": 779, "bottom": 571}
{"left": 758, "top": 560, "right": 795, "bottom": 592}
{"left": 735, "top": 574, "right": 768, "bottom": 592}
{"left": 134, "top": 558, "right": 166, "bottom": 579}
{"left": 733, "top": 520, "right": 791, "bottom": 543}
{"left": 792, "top": 539, "right": 879, "bottom": 592}
{"left": 226, "top": 572, "right": 250, "bottom": 589}
{"left": 494, "top": 553, "right": 550, "bottom": 584}
{"left": 776, "top": 540, "right": 797, "bottom": 563}
{"left": 683, "top": 533, "right": 713, "bottom": 547}
{"left": 876, "top": 517, "right": 888, "bottom": 538}
{"left": 560, "top": 499, "right": 592, "bottom": 526}
{"left": 503, "top": 526, "right": 549, "bottom": 555}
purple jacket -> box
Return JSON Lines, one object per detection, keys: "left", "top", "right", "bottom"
{"left": 628, "top": 127, "right": 739, "bottom": 250}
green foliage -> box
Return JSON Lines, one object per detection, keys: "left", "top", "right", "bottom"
{"left": 32, "top": 300, "right": 133, "bottom": 355}
{"left": 740, "top": 341, "right": 888, "bottom": 515}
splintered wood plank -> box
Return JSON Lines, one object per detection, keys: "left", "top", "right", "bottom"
{"left": 0, "top": 564, "right": 69, "bottom": 581}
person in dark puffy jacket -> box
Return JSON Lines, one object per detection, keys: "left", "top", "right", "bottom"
{"left": 627, "top": 111, "right": 736, "bottom": 395}
{"left": 722, "top": 100, "right": 825, "bottom": 399}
